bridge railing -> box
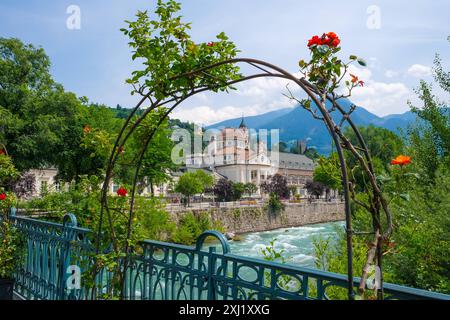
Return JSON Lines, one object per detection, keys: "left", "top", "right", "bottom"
{"left": 6, "top": 210, "right": 450, "bottom": 300}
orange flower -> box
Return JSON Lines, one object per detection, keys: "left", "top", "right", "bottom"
{"left": 350, "top": 73, "right": 359, "bottom": 83}
{"left": 83, "top": 125, "right": 91, "bottom": 133}
{"left": 391, "top": 155, "right": 411, "bottom": 166}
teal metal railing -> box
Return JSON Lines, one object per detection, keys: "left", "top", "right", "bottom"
{"left": 7, "top": 210, "right": 450, "bottom": 300}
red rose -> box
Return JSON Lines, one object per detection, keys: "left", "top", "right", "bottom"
{"left": 327, "top": 32, "right": 338, "bottom": 39}
{"left": 331, "top": 38, "right": 340, "bottom": 47}
{"left": 358, "top": 80, "right": 364, "bottom": 87}
{"left": 117, "top": 187, "right": 127, "bottom": 197}
{"left": 308, "top": 32, "right": 340, "bottom": 49}
{"left": 0, "top": 193, "right": 6, "bottom": 201}
{"left": 207, "top": 42, "right": 214, "bottom": 47}
{"left": 307, "top": 35, "right": 321, "bottom": 47}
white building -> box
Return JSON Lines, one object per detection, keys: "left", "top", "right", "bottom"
{"left": 184, "top": 118, "right": 315, "bottom": 195}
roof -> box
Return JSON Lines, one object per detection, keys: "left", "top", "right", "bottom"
{"left": 269, "top": 151, "right": 315, "bottom": 170}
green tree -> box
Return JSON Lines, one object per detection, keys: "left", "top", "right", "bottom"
{"left": 0, "top": 38, "right": 121, "bottom": 183}
{"left": 119, "top": 108, "right": 178, "bottom": 194}
{"left": 344, "top": 125, "right": 404, "bottom": 192}
{"left": 175, "top": 170, "right": 213, "bottom": 205}
{"left": 407, "top": 54, "right": 450, "bottom": 183}
{"left": 313, "top": 153, "right": 341, "bottom": 192}
{"left": 244, "top": 182, "right": 258, "bottom": 197}
{"left": 232, "top": 182, "right": 245, "bottom": 201}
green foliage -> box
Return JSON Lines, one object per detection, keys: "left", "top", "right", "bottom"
{"left": 171, "top": 211, "right": 224, "bottom": 245}
{"left": 314, "top": 51, "right": 450, "bottom": 295}
{"left": 116, "top": 108, "right": 178, "bottom": 191}
{"left": 304, "top": 147, "right": 320, "bottom": 160}
{"left": 137, "top": 197, "right": 175, "bottom": 241}
{"left": 313, "top": 153, "right": 341, "bottom": 191}
{"left": 175, "top": 171, "right": 214, "bottom": 204}
{"left": 231, "top": 182, "right": 245, "bottom": 200}
{"left": 260, "top": 239, "right": 295, "bottom": 290}
{"left": 260, "top": 239, "right": 287, "bottom": 263}
{"left": 121, "top": 0, "right": 241, "bottom": 99}
{"left": 0, "top": 192, "right": 25, "bottom": 279}
{"left": 407, "top": 54, "right": 450, "bottom": 183}
{"left": 0, "top": 38, "right": 124, "bottom": 182}
{"left": 0, "top": 154, "right": 19, "bottom": 188}
{"left": 243, "top": 183, "right": 258, "bottom": 197}
{"left": 265, "top": 192, "right": 285, "bottom": 215}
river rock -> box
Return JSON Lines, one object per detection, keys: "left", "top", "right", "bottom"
{"left": 225, "top": 232, "right": 235, "bottom": 240}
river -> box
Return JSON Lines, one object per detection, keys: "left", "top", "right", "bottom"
{"left": 227, "top": 221, "right": 345, "bottom": 268}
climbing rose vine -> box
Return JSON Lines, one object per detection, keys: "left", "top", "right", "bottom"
{"left": 299, "top": 32, "right": 366, "bottom": 94}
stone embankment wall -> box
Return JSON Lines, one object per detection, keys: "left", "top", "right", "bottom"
{"left": 170, "top": 202, "right": 345, "bottom": 234}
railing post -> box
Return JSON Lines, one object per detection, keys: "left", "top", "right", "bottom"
{"left": 207, "top": 246, "right": 217, "bottom": 300}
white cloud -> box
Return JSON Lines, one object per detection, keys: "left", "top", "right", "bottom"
{"left": 384, "top": 69, "right": 399, "bottom": 78}
{"left": 407, "top": 64, "right": 432, "bottom": 78}
{"left": 171, "top": 104, "right": 257, "bottom": 126}
{"left": 343, "top": 65, "right": 411, "bottom": 116}
{"left": 172, "top": 73, "right": 302, "bottom": 125}
{"left": 236, "top": 73, "right": 302, "bottom": 99}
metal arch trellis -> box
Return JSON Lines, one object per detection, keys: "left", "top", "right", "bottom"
{"left": 96, "top": 57, "right": 393, "bottom": 300}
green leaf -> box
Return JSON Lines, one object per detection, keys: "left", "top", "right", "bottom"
{"left": 349, "top": 55, "right": 357, "bottom": 60}
{"left": 357, "top": 58, "right": 367, "bottom": 67}
{"left": 399, "top": 193, "right": 410, "bottom": 201}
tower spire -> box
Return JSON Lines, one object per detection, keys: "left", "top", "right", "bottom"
{"left": 239, "top": 113, "right": 246, "bottom": 128}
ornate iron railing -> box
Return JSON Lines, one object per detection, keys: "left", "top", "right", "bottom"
{"left": 7, "top": 211, "right": 450, "bottom": 300}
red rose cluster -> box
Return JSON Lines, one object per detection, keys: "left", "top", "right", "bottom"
{"left": 307, "top": 32, "right": 340, "bottom": 48}
{"left": 117, "top": 187, "right": 128, "bottom": 197}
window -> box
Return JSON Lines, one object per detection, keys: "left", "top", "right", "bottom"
{"left": 55, "top": 182, "right": 61, "bottom": 192}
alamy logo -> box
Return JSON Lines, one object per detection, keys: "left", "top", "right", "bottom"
{"left": 66, "top": 5, "right": 81, "bottom": 30}
{"left": 66, "top": 265, "right": 81, "bottom": 290}
{"left": 366, "top": 5, "right": 381, "bottom": 30}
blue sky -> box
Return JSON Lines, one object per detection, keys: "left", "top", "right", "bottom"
{"left": 1, "top": 0, "right": 449, "bottom": 125}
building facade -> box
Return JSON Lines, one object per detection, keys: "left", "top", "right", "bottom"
{"left": 185, "top": 118, "right": 315, "bottom": 195}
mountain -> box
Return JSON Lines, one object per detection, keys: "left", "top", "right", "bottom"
{"left": 208, "top": 108, "right": 293, "bottom": 129}
{"left": 206, "top": 99, "right": 416, "bottom": 154}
